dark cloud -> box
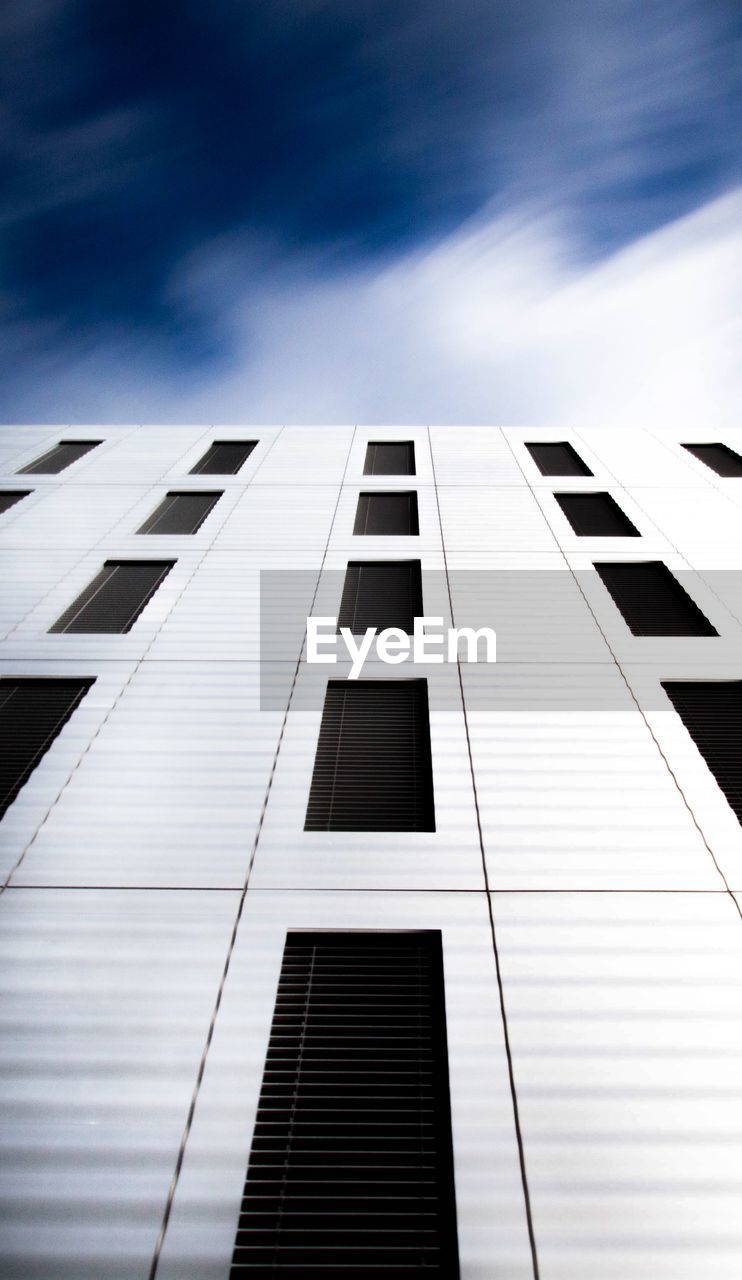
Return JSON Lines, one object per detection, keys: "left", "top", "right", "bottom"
{"left": 0, "top": 0, "right": 740, "bottom": 409}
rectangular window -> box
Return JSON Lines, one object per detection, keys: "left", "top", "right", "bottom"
{"left": 18, "top": 440, "right": 102, "bottom": 475}
{"left": 525, "top": 442, "right": 592, "bottom": 476}
{"left": 353, "top": 491, "right": 419, "bottom": 535}
{"left": 338, "top": 560, "right": 423, "bottom": 634}
{"left": 682, "top": 443, "right": 742, "bottom": 477}
{"left": 0, "top": 490, "right": 31, "bottom": 515}
{"left": 229, "top": 929, "right": 459, "bottom": 1280}
{"left": 594, "top": 562, "right": 717, "bottom": 636}
{"left": 364, "top": 441, "right": 416, "bottom": 475}
{"left": 136, "top": 490, "right": 222, "bottom": 535}
{"left": 662, "top": 681, "right": 742, "bottom": 823}
{"left": 189, "top": 440, "right": 257, "bottom": 475}
{"left": 50, "top": 560, "right": 174, "bottom": 634}
{"left": 305, "top": 679, "right": 435, "bottom": 830}
{"left": 0, "top": 678, "right": 94, "bottom": 819}
{"left": 555, "top": 492, "right": 640, "bottom": 537}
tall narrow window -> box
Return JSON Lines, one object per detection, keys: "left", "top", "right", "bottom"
{"left": 229, "top": 929, "right": 460, "bottom": 1280}
{"left": 662, "top": 681, "right": 742, "bottom": 823}
{"left": 594, "top": 562, "right": 717, "bottom": 636}
{"left": 681, "top": 443, "right": 742, "bottom": 477}
{"left": 305, "top": 679, "right": 435, "bottom": 830}
{"left": 525, "top": 442, "right": 592, "bottom": 476}
{"left": 555, "top": 492, "right": 640, "bottom": 537}
{"left": 50, "top": 561, "right": 174, "bottom": 634}
{"left": 0, "top": 490, "right": 31, "bottom": 515}
{"left": 136, "top": 491, "right": 222, "bottom": 535}
{"left": 0, "top": 678, "right": 94, "bottom": 819}
{"left": 18, "top": 440, "right": 102, "bottom": 475}
{"left": 353, "top": 491, "right": 419, "bottom": 535}
{"left": 364, "top": 441, "right": 416, "bottom": 475}
{"left": 338, "top": 560, "right": 423, "bottom": 634}
{"left": 189, "top": 440, "right": 257, "bottom": 475}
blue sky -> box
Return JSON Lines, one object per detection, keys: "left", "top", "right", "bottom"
{"left": 1, "top": 0, "right": 740, "bottom": 424}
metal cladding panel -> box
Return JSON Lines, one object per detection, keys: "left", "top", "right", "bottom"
{"left": 682, "top": 442, "right": 742, "bottom": 477}
{"left": 594, "top": 561, "right": 718, "bottom": 636}
{"left": 554, "top": 491, "right": 641, "bottom": 536}
{"left": 524, "top": 441, "right": 592, "bottom": 477}
{"left": 337, "top": 559, "right": 423, "bottom": 634}
{"left": 363, "top": 440, "right": 416, "bottom": 475}
{"left": 353, "top": 490, "right": 420, "bottom": 535}
{"left": 190, "top": 440, "right": 258, "bottom": 475}
{"left": 50, "top": 561, "right": 175, "bottom": 634}
{"left": 0, "top": 677, "right": 94, "bottom": 819}
{"left": 305, "top": 679, "right": 435, "bottom": 832}
{"left": 17, "top": 439, "right": 102, "bottom": 475}
{"left": 137, "top": 491, "right": 222, "bottom": 535}
{"left": 229, "top": 930, "right": 459, "bottom": 1280}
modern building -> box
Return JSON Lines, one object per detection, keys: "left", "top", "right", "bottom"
{"left": 1, "top": 424, "right": 742, "bottom": 1279}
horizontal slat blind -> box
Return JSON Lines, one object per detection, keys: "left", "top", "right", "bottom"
{"left": 364, "top": 442, "right": 416, "bottom": 475}
{"left": 18, "top": 440, "right": 102, "bottom": 475}
{"left": 682, "top": 443, "right": 742, "bottom": 477}
{"left": 594, "top": 561, "right": 717, "bottom": 636}
{"left": 189, "top": 440, "right": 257, "bottom": 475}
{"left": 525, "top": 442, "right": 592, "bottom": 476}
{"left": 353, "top": 492, "right": 420, "bottom": 536}
{"left": 305, "top": 680, "right": 435, "bottom": 831}
{"left": 50, "top": 560, "right": 174, "bottom": 634}
{"left": 0, "top": 490, "right": 31, "bottom": 514}
{"left": 555, "top": 492, "right": 640, "bottom": 536}
{"left": 136, "top": 490, "right": 222, "bottom": 534}
{"left": 230, "top": 930, "right": 460, "bottom": 1280}
{"left": 338, "top": 561, "right": 423, "bottom": 634}
{"left": 662, "top": 681, "right": 742, "bottom": 823}
{"left": 0, "top": 678, "right": 94, "bottom": 818}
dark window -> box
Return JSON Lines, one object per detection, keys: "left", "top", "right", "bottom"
{"left": 338, "top": 561, "right": 423, "bottom": 634}
{"left": 364, "top": 441, "right": 416, "bottom": 475}
{"left": 189, "top": 440, "right": 257, "bottom": 475}
{"left": 305, "top": 680, "right": 435, "bottom": 831}
{"left": 525, "top": 442, "right": 592, "bottom": 476}
{"left": 594, "top": 562, "right": 717, "bottom": 636}
{"left": 681, "top": 443, "right": 742, "bottom": 477}
{"left": 555, "top": 492, "right": 640, "bottom": 537}
{"left": 230, "top": 929, "right": 460, "bottom": 1280}
{"left": 353, "top": 491, "right": 419, "bottom": 535}
{"left": 136, "top": 491, "right": 222, "bottom": 535}
{"left": 0, "top": 678, "right": 94, "bottom": 819}
{"left": 50, "top": 561, "right": 174, "bottom": 634}
{"left": 662, "top": 681, "right": 742, "bottom": 824}
{"left": 0, "top": 490, "right": 31, "bottom": 515}
{"left": 18, "top": 440, "right": 102, "bottom": 475}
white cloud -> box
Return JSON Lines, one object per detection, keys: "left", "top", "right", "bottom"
{"left": 2, "top": 188, "right": 741, "bottom": 427}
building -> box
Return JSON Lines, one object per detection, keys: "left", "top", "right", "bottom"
{"left": 1, "top": 424, "right": 742, "bottom": 1279}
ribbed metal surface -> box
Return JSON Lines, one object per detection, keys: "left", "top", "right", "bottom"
{"left": 555, "top": 491, "right": 640, "bottom": 536}
{"left": 49, "top": 560, "right": 174, "bottom": 634}
{"left": 363, "top": 442, "right": 416, "bottom": 475}
{"left": 682, "top": 443, "right": 742, "bottom": 477}
{"left": 0, "top": 489, "right": 31, "bottom": 514}
{"left": 662, "top": 680, "right": 742, "bottom": 824}
{"left": 137, "top": 491, "right": 222, "bottom": 535}
{"left": 229, "top": 929, "right": 459, "bottom": 1280}
{"left": 0, "top": 677, "right": 94, "bottom": 818}
{"left": 338, "top": 561, "right": 423, "bottom": 634}
{"left": 189, "top": 440, "right": 257, "bottom": 475}
{"left": 305, "top": 680, "right": 435, "bottom": 831}
{"left": 525, "top": 442, "right": 592, "bottom": 476}
{"left": 17, "top": 440, "right": 102, "bottom": 474}
{"left": 353, "top": 492, "right": 420, "bottom": 536}
{"left": 594, "top": 561, "right": 718, "bottom": 636}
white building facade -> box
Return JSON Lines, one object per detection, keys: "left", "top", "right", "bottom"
{"left": 1, "top": 424, "right": 742, "bottom": 1279}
